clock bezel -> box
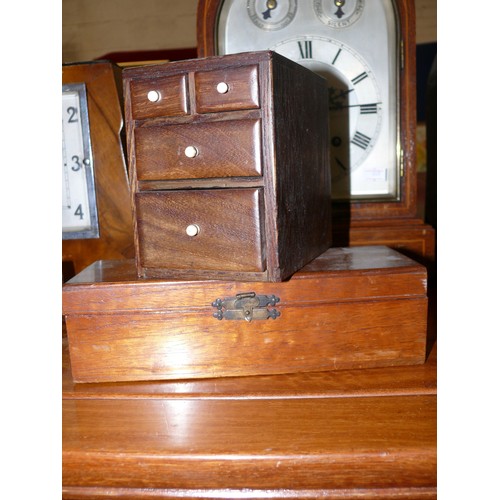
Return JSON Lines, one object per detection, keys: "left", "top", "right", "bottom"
{"left": 62, "top": 82, "right": 100, "bottom": 240}
{"left": 196, "top": 0, "right": 417, "bottom": 222}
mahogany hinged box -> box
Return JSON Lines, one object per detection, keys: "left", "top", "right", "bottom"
{"left": 62, "top": 246, "right": 428, "bottom": 383}
{"left": 123, "top": 50, "right": 332, "bottom": 282}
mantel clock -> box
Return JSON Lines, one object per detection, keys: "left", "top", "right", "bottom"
{"left": 62, "top": 61, "right": 135, "bottom": 279}
{"left": 197, "top": 0, "right": 435, "bottom": 260}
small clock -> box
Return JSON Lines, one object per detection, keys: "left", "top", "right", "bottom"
{"left": 62, "top": 61, "right": 135, "bottom": 279}
{"left": 62, "top": 83, "right": 99, "bottom": 239}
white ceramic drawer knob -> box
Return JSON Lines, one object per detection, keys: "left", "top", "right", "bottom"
{"left": 147, "top": 90, "right": 161, "bottom": 102}
{"left": 184, "top": 146, "right": 199, "bottom": 158}
{"left": 186, "top": 224, "right": 200, "bottom": 237}
{"left": 216, "top": 82, "right": 229, "bottom": 94}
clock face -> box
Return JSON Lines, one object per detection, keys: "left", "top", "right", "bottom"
{"left": 216, "top": 0, "right": 400, "bottom": 202}
{"left": 62, "top": 83, "right": 99, "bottom": 239}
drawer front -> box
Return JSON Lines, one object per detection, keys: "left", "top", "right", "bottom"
{"left": 195, "top": 65, "right": 260, "bottom": 113}
{"left": 135, "top": 189, "right": 265, "bottom": 272}
{"left": 129, "top": 74, "right": 188, "bottom": 120}
{"left": 134, "top": 119, "right": 262, "bottom": 180}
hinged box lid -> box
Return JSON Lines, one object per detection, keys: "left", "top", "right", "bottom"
{"left": 63, "top": 246, "right": 426, "bottom": 314}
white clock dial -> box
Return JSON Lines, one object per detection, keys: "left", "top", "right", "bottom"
{"left": 62, "top": 84, "right": 99, "bottom": 239}
{"left": 271, "top": 36, "right": 384, "bottom": 198}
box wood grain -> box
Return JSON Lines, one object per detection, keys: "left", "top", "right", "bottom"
{"left": 63, "top": 246, "right": 428, "bottom": 383}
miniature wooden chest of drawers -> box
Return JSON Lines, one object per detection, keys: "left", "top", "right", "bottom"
{"left": 123, "top": 51, "right": 331, "bottom": 281}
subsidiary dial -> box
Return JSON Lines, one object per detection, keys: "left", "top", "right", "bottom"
{"left": 246, "top": 0, "right": 297, "bottom": 30}
{"left": 313, "top": 0, "right": 365, "bottom": 28}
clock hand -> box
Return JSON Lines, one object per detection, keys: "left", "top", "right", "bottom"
{"left": 335, "top": 157, "right": 348, "bottom": 172}
{"left": 262, "top": 0, "right": 277, "bottom": 20}
{"left": 334, "top": 0, "right": 345, "bottom": 19}
{"left": 334, "top": 102, "right": 381, "bottom": 110}
{"left": 332, "top": 87, "right": 354, "bottom": 98}
{"left": 328, "top": 87, "right": 354, "bottom": 110}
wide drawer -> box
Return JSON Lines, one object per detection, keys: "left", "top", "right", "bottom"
{"left": 129, "top": 73, "right": 189, "bottom": 120}
{"left": 195, "top": 64, "right": 260, "bottom": 113}
{"left": 63, "top": 247, "right": 429, "bottom": 383}
{"left": 135, "top": 188, "right": 265, "bottom": 272}
{"left": 134, "top": 119, "right": 262, "bottom": 180}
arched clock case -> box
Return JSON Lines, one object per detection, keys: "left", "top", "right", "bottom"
{"left": 196, "top": 0, "right": 435, "bottom": 261}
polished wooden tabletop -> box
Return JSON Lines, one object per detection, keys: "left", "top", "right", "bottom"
{"left": 63, "top": 322, "right": 436, "bottom": 500}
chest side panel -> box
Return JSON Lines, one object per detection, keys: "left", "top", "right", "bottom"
{"left": 269, "top": 55, "right": 332, "bottom": 280}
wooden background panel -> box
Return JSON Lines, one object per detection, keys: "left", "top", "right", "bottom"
{"left": 62, "top": 0, "right": 436, "bottom": 63}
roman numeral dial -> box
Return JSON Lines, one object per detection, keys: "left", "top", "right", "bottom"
{"left": 272, "top": 36, "right": 383, "bottom": 198}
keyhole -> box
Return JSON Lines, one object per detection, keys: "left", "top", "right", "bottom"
{"left": 244, "top": 309, "right": 253, "bottom": 322}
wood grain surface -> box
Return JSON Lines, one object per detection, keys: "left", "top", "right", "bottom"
{"left": 123, "top": 51, "right": 331, "bottom": 281}
{"left": 130, "top": 74, "right": 189, "bottom": 120}
{"left": 134, "top": 188, "right": 265, "bottom": 273}
{"left": 62, "top": 336, "right": 436, "bottom": 400}
{"left": 62, "top": 247, "right": 428, "bottom": 383}
{"left": 134, "top": 119, "right": 262, "bottom": 180}
{"left": 62, "top": 338, "right": 436, "bottom": 498}
{"left": 62, "top": 248, "right": 428, "bottom": 314}
{"left": 194, "top": 63, "right": 260, "bottom": 113}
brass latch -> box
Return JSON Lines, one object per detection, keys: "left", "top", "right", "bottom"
{"left": 212, "top": 292, "right": 280, "bottom": 322}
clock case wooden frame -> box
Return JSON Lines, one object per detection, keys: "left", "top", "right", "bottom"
{"left": 62, "top": 61, "right": 135, "bottom": 279}
{"left": 196, "top": 0, "right": 435, "bottom": 261}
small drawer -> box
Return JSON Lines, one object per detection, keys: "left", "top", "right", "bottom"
{"left": 135, "top": 188, "right": 265, "bottom": 272}
{"left": 195, "top": 65, "right": 259, "bottom": 113}
{"left": 129, "top": 74, "right": 188, "bottom": 120}
{"left": 134, "top": 119, "right": 262, "bottom": 181}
